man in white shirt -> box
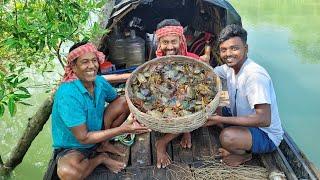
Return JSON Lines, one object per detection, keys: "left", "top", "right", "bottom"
{"left": 205, "top": 24, "right": 283, "bottom": 166}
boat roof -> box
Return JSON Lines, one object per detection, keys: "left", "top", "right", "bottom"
{"left": 106, "top": 0, "right": 242, "bottom": 33}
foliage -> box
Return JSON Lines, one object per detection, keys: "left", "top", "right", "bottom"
{"left": 0, "top": 0, "right": 108, "bottom": 118}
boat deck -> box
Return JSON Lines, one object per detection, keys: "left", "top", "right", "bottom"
{"left": 45, "top": 87, "right": 320, "bottom": 180}
{"left": 86, "top": 124, "right": 268, "bottom": 180}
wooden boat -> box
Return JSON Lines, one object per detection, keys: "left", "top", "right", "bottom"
{"left": 44, "top": 0, "right": 320, "bottom": 179}
{"left": 43, "top": 89, "right": 319, "bottom": 180}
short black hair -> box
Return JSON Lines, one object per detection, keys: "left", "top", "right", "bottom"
{"left": 69, "top": 41, "right": 88, "bottom": 53}
{"left": 156, "top": 19, "right": 181, "bottom": 30}
{"left": 218, "top": 24, "right": 247, "bottom": 45}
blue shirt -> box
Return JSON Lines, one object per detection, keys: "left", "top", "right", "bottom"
{"left": 51, "top": 76, "right": 117, "bottom": 149}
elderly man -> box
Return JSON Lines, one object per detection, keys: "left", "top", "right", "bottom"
{"left": 154, "top": 19, "right": 205, "bottom": 169}
{"left": 52, "top": 42, "right": 150, "bottom": 179}
{"left": 205, "top": 24, "right": 284, "bottom": 166}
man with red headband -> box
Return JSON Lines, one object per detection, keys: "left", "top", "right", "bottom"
{"left": 51, "top": 42, "right": 150, "bottom": 179}
{"left": 154, "top": 19, "right": 204, "bottom": 169}
{"left": 155, "top": 19, "right": 200, "bottom": 59}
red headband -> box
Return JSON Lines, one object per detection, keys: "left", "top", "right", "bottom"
{"left": 155, "top": 26, "right": 187, "bottom": 57}
{"left": 62, "top": 43, "right": 105, "bottom": 82}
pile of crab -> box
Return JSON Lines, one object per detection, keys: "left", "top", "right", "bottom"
{"left": 129, "top": 61, "right": 218, "bottom": 119}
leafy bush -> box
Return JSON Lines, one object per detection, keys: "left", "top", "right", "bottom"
{"left": 0, "top": 0, "right": 108, "bottom": 117}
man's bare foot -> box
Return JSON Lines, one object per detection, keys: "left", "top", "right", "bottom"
{"left": 101, "top": 153, "right": 126, "bottom": 173}
{"left": 180, "top": 132, "right": 192, "bottom": 149}
{"left": 218, "top": 148, "right": 231, "bottom": 157}
{"left": 155, "top": 140, "right": 171, "bottom": 168}
{"left": 97, "top": 141, "right": 125, "bottom": 157}
{"left": 222, "top": 153, "right": 252, "bottom": 167}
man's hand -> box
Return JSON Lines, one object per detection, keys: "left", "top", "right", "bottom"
{"left": 199, "top": 55, "right": 210, "bottom": 65}
{"left": 204, "top": 115, "right": 221, "bottom": 127}
{"left": 215, "top": 106, "right": 223, "bottom": 116}
{"left": 120, "top": 116, "right": 151, "bottom": 134}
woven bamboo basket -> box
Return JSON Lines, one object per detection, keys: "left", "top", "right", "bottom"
{"left": 125, "top": 55, "right": 222, "bottom": 133}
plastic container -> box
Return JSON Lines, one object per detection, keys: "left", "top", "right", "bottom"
{"left": 124, "top": 30, "right": 145, "bottom": 67}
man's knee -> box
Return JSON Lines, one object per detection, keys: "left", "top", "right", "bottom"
{"left": 118, "top": 96, "right": 129, "bottom": 109}
{"left": 56, "top": 151, "right": 87, "bottom": 180}
{"left": 108, "top": 96, "right": 129, "bottom": 112}
{"left": 57, "top": 164, "right": 82, "bottom": 180}
{"left": 219, "top": 128, "right": 237, "bottom": 147}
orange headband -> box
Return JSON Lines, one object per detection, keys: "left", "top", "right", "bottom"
{"left": 62, "top": 43, "right": 105, "bottom": 82}
{"left": 155, "top": 26, "right": 187, "bottom": 57}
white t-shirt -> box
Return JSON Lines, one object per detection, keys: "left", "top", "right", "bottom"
{"left": 213, "top": 58, "right": 283, "bottom": 146}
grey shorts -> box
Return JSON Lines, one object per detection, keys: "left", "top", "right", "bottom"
{"left": 54, "top": 145, "right": 98, "bottom": 160}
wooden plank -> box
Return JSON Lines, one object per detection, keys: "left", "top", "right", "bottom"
{"left": 151, "top": 132, "right": 173, "bottom": 166}
{"left": 88, "top": 166, "right": 137, "bottom": 180}
{"left": 121, "top": 167, "right": 151, "bottom": 180}
{"left": 192, "top": 127, "right": 214, "bottom": 161}
{"left": 207, "top": 126, "right": 221, "bottom": 155}
{"left": 87, "top": 166, "right": 110, "bottom": 180}
{"left": 120, "top": 166, "right": 169, "bottom": 180}
{"left": 280, "top": 131, "right": 318, "bottom": 180}
{"left": 130, "top": 132, "right": 151, "bottom": 166}
{"left": 172, "top": 135, "right": 193, "bottom": 164}
{"left": 109, "top": 141, "right": 130, "bottom": 166}
{"left": 273, "top": 147, "right": 298, "bottom": 180}
{"left": 106, "top": 170, "right": 122, "bottom": 180}
{"left": 260, "top": 153, "right": 285, "bottom": 179}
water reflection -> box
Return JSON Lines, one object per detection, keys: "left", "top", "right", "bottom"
{"left": 231, "top": 0, "right": 320, "bottom": 64}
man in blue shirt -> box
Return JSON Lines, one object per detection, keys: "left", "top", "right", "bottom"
{"left": 52, "top": 42, "right": 150, "bottom": 179}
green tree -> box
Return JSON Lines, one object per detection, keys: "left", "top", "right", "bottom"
{"left": 0, "top": 0, "right": 110, "bottom": 175}
{"left": 0, "top": 0, "right": 108, "bottom": 118}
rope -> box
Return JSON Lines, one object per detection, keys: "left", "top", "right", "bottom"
{"left": 163, "top": 160, "right": 270, "bottom": 180}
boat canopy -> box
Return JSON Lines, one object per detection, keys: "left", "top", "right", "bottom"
{"left": 106, "top": 0, "right": 242, "bottom": 33}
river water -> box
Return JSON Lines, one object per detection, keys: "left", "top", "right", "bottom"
{"left": 230, "top": 0, "right": 320, "bottom": 168}
{"left": 0, "top": 0, "right": 319, "bottom": 179}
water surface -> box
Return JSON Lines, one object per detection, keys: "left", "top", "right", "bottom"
{"left": 230, "top": 0, "right": 320, "bottom": 168}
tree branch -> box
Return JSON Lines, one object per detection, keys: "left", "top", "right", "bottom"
{"left": 54, "top": 40, "right": 65, "bottom": 68}
{"left": 0, "top": 155, "right": 3, "bottom": 166}
{"left": 54, "top": 27, "right": 78, "bottom": 69}
{"left": 1, "top": 98, "right": 53, "bottom": 173}
{"left": 14, "top": 0, "right": 18, "bottom": 26}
